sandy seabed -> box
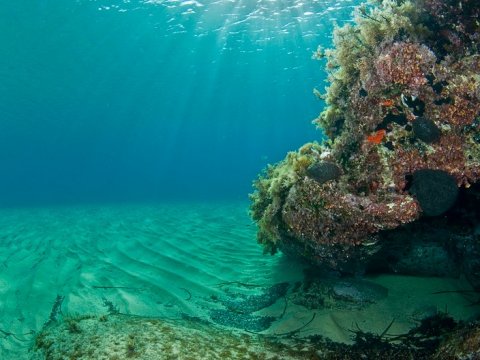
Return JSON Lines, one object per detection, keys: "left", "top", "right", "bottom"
{"left": 0, "top": 202, "right": 478, "bottom": 359}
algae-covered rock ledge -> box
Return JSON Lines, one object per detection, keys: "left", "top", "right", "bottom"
{"left": 250, "top": 0, "right": 480, "bottom": 280}
{"left": 30, "top": 312, "right": 480, "bottom": 360}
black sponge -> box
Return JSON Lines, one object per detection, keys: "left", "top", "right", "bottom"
{"left": 306, "top": 162, "right": 341, "bottom": 184}
{"left": 409, "top": 169, "right": 458, "bottom": 216}
{"left": 412, "top": 117, "right": 441, "bottom": 143}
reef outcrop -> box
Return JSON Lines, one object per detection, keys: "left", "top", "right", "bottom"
{"left": 250, "top": 0, "right": 480, "bottom": 280}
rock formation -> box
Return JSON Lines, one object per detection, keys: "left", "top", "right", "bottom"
{"left": 250, "top": 0, "right": 480, "bottom": 282}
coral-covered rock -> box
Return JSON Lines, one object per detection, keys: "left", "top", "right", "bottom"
{"left": 374, "top": 42, "right": 436, "bottom": 90}
{"left": 250, "top": 0, "right": 480, "bottom": 279}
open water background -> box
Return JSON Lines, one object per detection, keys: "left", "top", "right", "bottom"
{"left": 0, "top": 0, "right": 359, "bottom": 206}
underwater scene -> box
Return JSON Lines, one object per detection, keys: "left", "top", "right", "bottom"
{"left": 1, "top": 0, "right": 480, "bottom": 359}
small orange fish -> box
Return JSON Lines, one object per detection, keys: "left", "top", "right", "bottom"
{"left": 367, "top": 129, "right": 386, "bottom": 144}
{"left": 380, "top": 99, "right": 395, "bottom": 107}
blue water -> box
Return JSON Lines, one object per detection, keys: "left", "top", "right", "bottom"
{"left": 0, "top": 0, "right": 359, "bottom": 206}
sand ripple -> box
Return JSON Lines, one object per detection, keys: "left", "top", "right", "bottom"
{"left": 0, "top": 202, "right": 303, "bottom": 359}
{"left": 1, "top": 202, "right": 478, "bottom": 359}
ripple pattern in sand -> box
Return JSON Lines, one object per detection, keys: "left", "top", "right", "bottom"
{"left": 0, "top": 202, "right": 304, "bottom": 358}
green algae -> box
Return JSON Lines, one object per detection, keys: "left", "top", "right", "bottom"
{"left": 249, "top": 142, "right": 333, "bottom": 254}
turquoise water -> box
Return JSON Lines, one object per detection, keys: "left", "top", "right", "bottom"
{"left": 2, "top": 2, "right": 366, "bottom": 356}
{"left": 3, "top": 1, "right": 480, "bottom": 359}
{"left": 0, "top": 0, "right": 358, "bottom": 205}
{"left": 0, "top": 203, "right": 301, "bottom": 357}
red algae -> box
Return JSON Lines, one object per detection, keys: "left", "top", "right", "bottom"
{"left": 366, "top": 129, "right": 386, "bottom": 144}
